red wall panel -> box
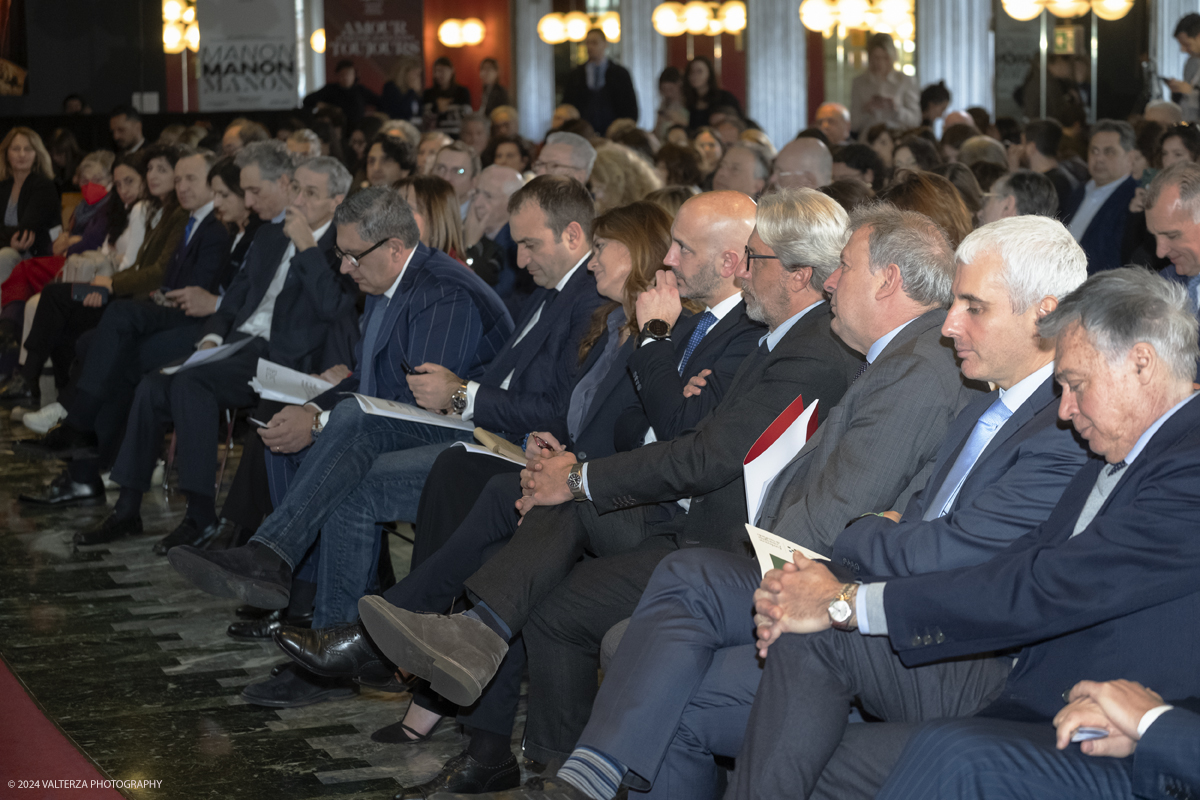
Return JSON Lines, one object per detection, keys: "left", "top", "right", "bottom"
{"left": 423, "top": 0, "right": 512, "bottom": 111}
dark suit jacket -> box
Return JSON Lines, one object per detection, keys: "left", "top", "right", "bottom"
{"left": 472, "top": 263, "right": 605, "bottom": 442}
{"left": 614, "top": 300, "right": 765, "bottom": 452}
{"left": 200, "top": 222, "right": 357, "bottom": 375}
{"left": 1062, "top": 176, "right": 1138, "bottom": 274}
{"left": 1134, "top": 704, "right": 1200, "bottom": 800}
{"left": 0, "top": 172, "right": 60, "bottom": 256}
{"left": 570, "top": 327, "right": 636, "bottom": 463}
{"left": 586, "top": 302, "right": 863, "bottom": 553}
{"left": 885, "top": 395, "right": 1200, "bottom": 720}
{"left": 311, "top": 243, "right": 513, "bottom": 408}
{"left": 1160, "top": 263, "right": 1200, "bottom": 381}
{"left": 561, "top": 60, "right": 639, "bottom": 135}
{"left": 160, "top": 210, "right": 231, "bottom": 292}
{"left": 759, "top": 309, "right": 987, "bottom": 555}
{"left": 833, "top": 376, "right": 1093, "bottom": 578}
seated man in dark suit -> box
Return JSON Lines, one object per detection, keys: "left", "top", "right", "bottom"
{"left": 1062, "top": 119, "right": 1138, "bottom": 274}
{"left": 730, "top": 267, "right": 1200, "bottom": 800}
{"left": 876, "top": 678, "right": 1200, "bottom": 800}
{"left": 77, "top": 152, "right": 357, "bottom": 553}
{"left": 561, "top": 28, "right": 638, "bottom": 137}
{"left": 274, "top": 190, "right": 765, "bottom": 792}
{"left": 518, "top": 215, "right": 1094, "bottom": 800}
{"left": 1143, "top": 162, "right": 1200, "bottom": 379}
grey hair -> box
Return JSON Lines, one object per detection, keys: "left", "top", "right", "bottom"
{"left": 438, "top": 139, "right": 482, "bottom": 177}
{"left": 957, "top": 135, "right": 1009, "bottom": 169}
{"left": 1144, "top": 160, "right": 1200, "bottom": 224}
{"left": 1038, "top": 267, "right": 1200, "bottom": 383}
{"left": 235, "top": 140, "right": 296, "bottom": 182}
{"left": 480, "top": 164, "right": 525, "bottom": 197}
{"left": 1090, "top": 119, "right": 1136, "bottom": 152}
{"left": 296, "top": 155, "right": 352, "bottom": 198}
{"left": 287, "top": 128, "right": 322, "bottom": 156}
{"left": 994, "top": 169, "right": 1059, "bottom": 218}
{"left": 463, "top": 112, "right": 492, "bottom": 135}
{"left": 755, "top": 188, "right": 849, "bottom": 291}
{"left": 545, "top": 131, "right": 598, "bottom": 177}
{"left": 384, "top": 119, "right": 421, "bottom": 148}
{"left": 848, "top": 203, "right": 955, "bottom": 307}
{"left": 957, "top": 215, "right": 1087, "bottom": 313}
{"left": 1145, "top": 99, "right": 1184, "bottom": 125}
{"left": 726, "top": 142, "right": 772, "bottom": 181}
{"left": 331, "top": 186, "right": 420, "bottom": 249}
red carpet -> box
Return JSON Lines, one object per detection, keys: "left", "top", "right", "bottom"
{"left": 0, "top": 655, "right": 123, "bottom": 800}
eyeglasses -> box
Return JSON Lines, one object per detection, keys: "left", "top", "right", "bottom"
{"left": 533, "top": 160, "right": 578, "bottom": 174}
{"left": 744, "top": 245, "right": 781, "bottom": 264}
{"left": 333, "top": 238, "right": 392, "bottom": 268}
{"left": 435, "top": 165, "right": 468, "bottom": 177}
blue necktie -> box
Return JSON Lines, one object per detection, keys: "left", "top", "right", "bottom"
{"left": 358, "top": 296, "right": 388, "bottom": 398}
{"left": 678, "top": 311, "right": 716, "bottom": 375}
{"left": 183, "top": 214, "right": 196, "bottom": 245}
{"left": 922, "top": 397, "right": 1014, "bottom": 520}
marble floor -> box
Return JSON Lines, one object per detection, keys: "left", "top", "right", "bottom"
{"left": 0, "top": 408, "right": 527, "bottom": 799}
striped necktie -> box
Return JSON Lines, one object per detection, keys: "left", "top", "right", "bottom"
{"left": 678, "top": 311, "right": 716, "bottom": 375}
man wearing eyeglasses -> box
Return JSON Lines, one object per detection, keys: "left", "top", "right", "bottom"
{"left": 768, "top": 136, "right": 834, "bottom": 192}
{"left": 533, "top": 131, "right": 597, "bottom": 187}
{"left": 435, "top": 140, "right": 481, "bottom": 220}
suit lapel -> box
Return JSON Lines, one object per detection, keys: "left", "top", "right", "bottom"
{"left": 504, "top": 264, "right": 593, "bottom": 382}
{"left": 577, "top": 335, "right": 635, "bottom": 437}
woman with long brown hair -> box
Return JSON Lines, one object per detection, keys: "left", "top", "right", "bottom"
{"left": 879, "top": 169, "right": 974, "bottom": 248}
{"left": 394, "top": 174, "right": 504, "bottom": 287}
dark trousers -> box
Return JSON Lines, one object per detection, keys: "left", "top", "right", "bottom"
{"left": 22, "top": 281, "right": 106, "bottom": 388}
{"left": 726, "top": 626, "right": 1012, "bottom": 800}
{"left": 219, "top": 398, "right": 284, "bottom": 534}
{"left": 577, "top": 549, "right": 765, "bottom": 799}
{"left": 110, "top": 338, "right": 267, "bottom": 498}
{"left": 874, "top": 717, "right": 1134, "bottom": 800}
{"left": 383, "top": 451, "right": 526, "bottom": 737}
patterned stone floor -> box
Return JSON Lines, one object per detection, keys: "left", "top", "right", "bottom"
{"left": 0, "top": 408, "right": 525, "bottom": 799}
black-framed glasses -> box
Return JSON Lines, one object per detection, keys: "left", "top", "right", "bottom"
{"left": 744, "top": 245, "right": 781, "bottom": 264}
{"left": 334, "top": 239, "right": 392, "bottom": 268}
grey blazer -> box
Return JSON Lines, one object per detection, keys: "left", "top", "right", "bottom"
{"left": 756, "top": 308, "right": 987, "bottom": 555}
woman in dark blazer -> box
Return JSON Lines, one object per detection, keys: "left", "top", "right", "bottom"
{"left": 0, "top": 127, "right": 61, "bottom": 284}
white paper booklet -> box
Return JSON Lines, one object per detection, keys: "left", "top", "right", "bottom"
{"left": 160, "top": 337, "right": 254, "bottom": 375}
{"left": 453, "top": 442, "right": 526, "bottom": 466}
{"left": 745, "top": 523, "right": 830, "bottom": 576}
{"left": 351, "top": 393, "right": 474, "bottom": 431}
{"left": 248, "top": 358, "right": 334, "bottom": 405}
{"left": 743, "top": 396, "right": 819, "bottom": 526}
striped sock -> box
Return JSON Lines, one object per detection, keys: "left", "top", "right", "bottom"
{"left": 556, "top": 746, "right": 626, "bottom": 800}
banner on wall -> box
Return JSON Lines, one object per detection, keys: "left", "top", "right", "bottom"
{"left": 197, "top": 0, "right": 298, "bottom": 111}
{"left": 323, "top": 0, "right": 422, "bottom": 94}
{"left": 0, "top": 0, "right": 29, "bottom": 96}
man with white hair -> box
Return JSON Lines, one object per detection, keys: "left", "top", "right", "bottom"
{"left": 465, "top": 164, "right": 527, "bottom": 306}
{"left": 769, "top": 136, "right": 833, "bottom": 191}
{"left": 733, "top": 265, "right": 1200, "bottom": 800}
{"left": 461, "top": 215, "right": 1091, "bottom": 800}
{"left": 533, "top": 131, "right": 597, "bottom": 185}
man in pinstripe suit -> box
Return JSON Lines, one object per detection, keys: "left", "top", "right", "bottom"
{"left": 171, "top": 178, "right": 604, "bottom": 707}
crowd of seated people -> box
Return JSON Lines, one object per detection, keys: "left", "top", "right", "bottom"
{"left": 2, "top": 38, "right": 1199, "bottom": 800}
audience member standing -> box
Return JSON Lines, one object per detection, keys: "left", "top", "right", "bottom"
{"left": 423, "top": 57, "right": 473, "bottom": 139}
{"left": 683, "top": 55, "right": 739, "bottom": 131}
{"left": 109, "top": 106, "right": 145, "bottom": 155}
{"left": 655, "top": 66, "right": 689, "bottom": 141}
{"left": 850, "top": 34, "right": 921, "bottom": 132}
{"left": 477, "top": 58, "right": 509, "bottom": 116}
{"left": 562, "top": 29, "right": 638, "bottom": 138}
{"left": 380, "top": 58, "right": 424, "bottom": 123}
{"left": 303, "top": 60, "right": 381, "bottom": 127}
{"left": 1168, "top": 14, "right": 1200, "bottom": 121}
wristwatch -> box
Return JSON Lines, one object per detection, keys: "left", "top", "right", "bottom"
{"left": 450, "top": 382, "right": 468, "bottom": 415}
{"left": 639, "top": 318, "right": 672, "bottom": 346}
{"left": 828, "top": 583, "right": 858, "bottom": 631}
{"left": 567, "top": 462, "right": 587, "bottom": 501}
{"left": 310, "top": 411, "right": 324, "bottom": 438}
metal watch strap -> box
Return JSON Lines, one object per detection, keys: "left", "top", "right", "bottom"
{"left": 829, "top": 583, "right": 858, "bottom": 631}
{"left": 450, "top": 382, "right": 468, "bottom": 415}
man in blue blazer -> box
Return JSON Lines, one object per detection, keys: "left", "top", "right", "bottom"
{"left": 730, "top": 268, "right": 1200, "bottom": 800}
{"left": 79, "top": 155, "right": 355, "bottom": 554}
{"left": 875, "top": 679, "right": 1200, "bottom": 800}
{"left": 1062, "top": 120, "right": 1139, "bottom": 274}
{"left": 478, "top": 216, "right": 1092, "bottom": 800}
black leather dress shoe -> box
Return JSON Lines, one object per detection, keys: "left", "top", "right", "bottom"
{"left": 394, "top": 751, "right": 520, "bottom": 799}
{"left": 227, "top": 609, "right": 312, "bottom": 641}
{"left": 153, "top": 517, "right": 220, "bottom": 556}
{"left": 19, "top": 470, "right": 106, "bottom": 507}
{"left": 274, "top": 621, "right": 399, "bottom": 689}
{"left": 167, "top": 541, "right": 292, "bottom": 608}
{"left": 14, "top": 422, "right": 98, "bottom": 460}
{"left": 0, "top": 373, "right": 37, "bottom": 404}
{"left": 240, "top": 662, "right": 356, "bottom": 708}
{"left": 74, "top": 513, "right": 143, "bottom": 546}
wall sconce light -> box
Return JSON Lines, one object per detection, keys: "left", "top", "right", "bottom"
{"left": 162, "top": 0, "right": 198, "bottom": 54}
{"left": 438, "top": 18, "right": 487, "bottom": 48}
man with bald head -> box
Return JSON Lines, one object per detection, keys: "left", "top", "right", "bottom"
{"left": 815, "top": 102, "right": 852, "bottom": 146}
{"left": 356, "top": 190, "right": 863, "bottom": 798}
{"left": 770, "top": 137, "right": 834, "bottom": 191}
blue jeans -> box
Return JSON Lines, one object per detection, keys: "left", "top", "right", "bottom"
{"left": 252, "top": 399, "right": 470, "bottom": 626}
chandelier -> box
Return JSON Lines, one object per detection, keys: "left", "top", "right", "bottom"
{"left": 650, "top": 2, "right": 747, "bottom": 38}
{"left": 798, "top": 0, "right": 914, "bottom": 39}
{"left": 537, "top": 11, "right": 621, "bottom": 45}
{"left": 1000, "top": 0, "right": 1133, "bottom": 21}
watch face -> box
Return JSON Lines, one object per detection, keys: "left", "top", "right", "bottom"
{"left": 567, "top": 466, "right": 583, "bottom": 491}
{"left": 829, "top": 599, "right": 852, "bottom": 623}
{"left": 644, "top": 319, "right": 671, "bottom": 338}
